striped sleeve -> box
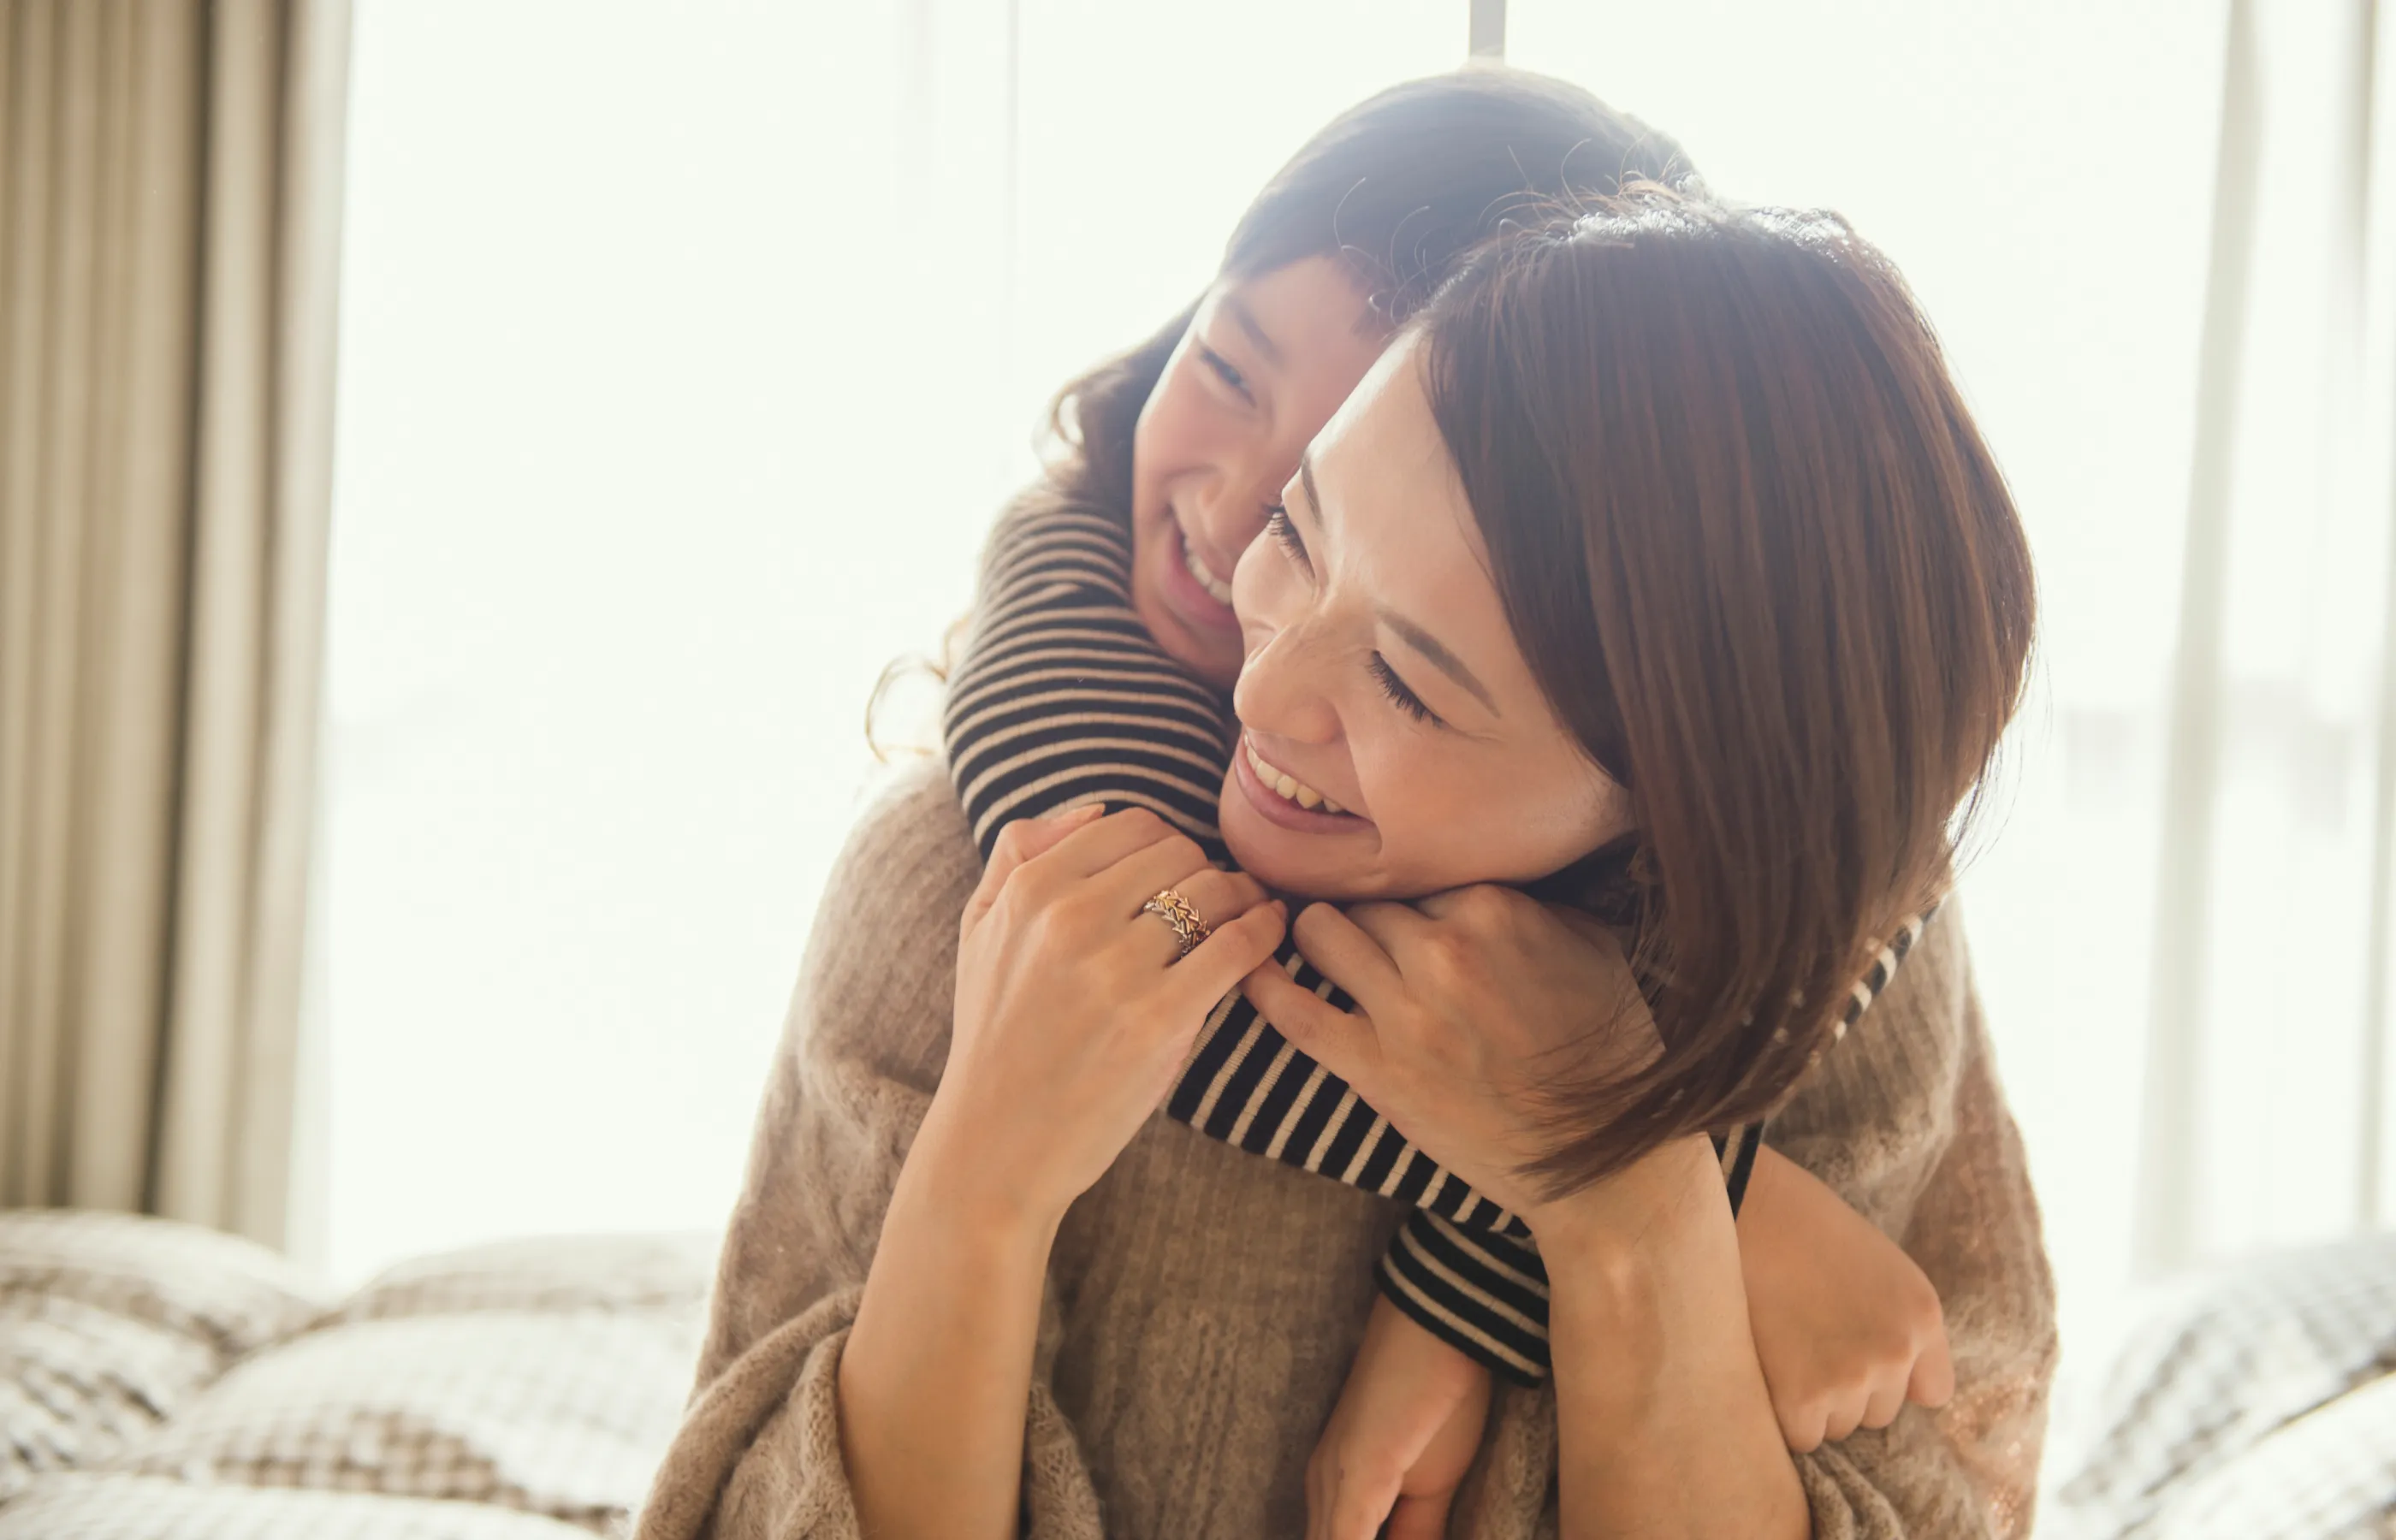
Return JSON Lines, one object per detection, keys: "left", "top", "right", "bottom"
{"left": 946, "top": 499, "right": 1237, "bottom": 860}
{"left": 1368, "top": 909, "right": 1938, "bottom": 1383}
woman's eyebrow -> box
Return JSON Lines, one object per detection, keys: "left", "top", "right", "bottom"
{"left": 1221, "top": 293, "right": 1283, "bottom": 367}
{"left": 1377, "top": 607, "right": 1500, "bottom": 716}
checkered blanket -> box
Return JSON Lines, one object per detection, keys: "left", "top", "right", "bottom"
{"left": 2047, "top": 1232, "right": 2396, "bottom": 1540}
{"left": 0, "top": 1211, "right": 713, "bottom": 1539}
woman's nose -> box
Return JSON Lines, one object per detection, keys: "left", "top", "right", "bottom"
{"left": 1231, "top": 621, "right": 1339, "bottom": 747}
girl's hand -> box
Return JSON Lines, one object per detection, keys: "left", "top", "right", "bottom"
{"left": 1241, "top": 884, "right": 1657, "bottom": 1227}
{"left": 1306, "top": 1297, "right": 1492, "bottom": 1540}
{"left": 935, "top": 804, "right": 1289, "bottom": 1228}
{"left": 1739, "top": 1147, "right": 1954, "bottom": 1451}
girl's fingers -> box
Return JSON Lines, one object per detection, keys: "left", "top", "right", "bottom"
{"left": 1861, "top": 1373, "right": 1909, "bottom": 1431}
{"left": 1908, "top": 1331, "right": 1956, "bottom": 1409}
{"left": 1780, "top": 1407, "right": 1826, "bottom": 1454}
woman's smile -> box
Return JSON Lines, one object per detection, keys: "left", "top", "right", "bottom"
{"left": 1232, "top": 732, "right": 1364, "bottom": 832}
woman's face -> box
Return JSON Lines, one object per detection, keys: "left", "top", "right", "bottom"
{"left": 1130, "top": 257, "right": 1387, "bottom": 688}
{"left": 1220, "top": 339, "right": 1633, "bottom": 903}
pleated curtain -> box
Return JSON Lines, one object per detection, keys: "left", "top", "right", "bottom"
{"left": 0, "top": 0, "right": 351, "bottom": 1248}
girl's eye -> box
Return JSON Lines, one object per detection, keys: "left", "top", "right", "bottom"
{"left": 1263, "top": 502, "right": 1311, "bottom": 575}
{"left": 1368, "top": 653, "right": 1446, "bottom": 728}
{"left": 1199, "top": 345, "right": 1254, "bottom": 401}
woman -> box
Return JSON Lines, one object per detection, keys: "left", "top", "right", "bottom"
{"left": 636, "top": 74, "right": 2054, "bottom": 1540}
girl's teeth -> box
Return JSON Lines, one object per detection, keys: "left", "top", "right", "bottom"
{"left": 1182, "top": 531, "right": 1234, "bottom": 604}
{"left": 1295, "top": 786, "right": 1322, "bottom": 810}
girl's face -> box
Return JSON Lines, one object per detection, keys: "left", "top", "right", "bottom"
{"left": 1221, "top": 339, "right": 1632, "bottom": 902}
{"left": 1130, "top": 258, "right": 1387, "bottom": 688}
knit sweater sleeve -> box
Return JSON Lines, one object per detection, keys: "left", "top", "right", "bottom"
{"left": 1769, "top": 908, "right": 2060, "bottom": 1539}
{"left": 630, "top": 768, "right": 1107, "bottom": 1540}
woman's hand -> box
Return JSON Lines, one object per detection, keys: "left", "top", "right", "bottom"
{"left": 1246, "top": 886, "right": 1809, "bottom": 1537}
{"left": 1740, "top": 1146, "right": 1954, "bottom": 1451}
{"left": 932, "top": 803, "right": 1290, "bottom": 1228}
{"left": 842, "top": 805, "right": 1286, "bottom": 1540}
{"left": 1240, "top": 884, "right": 1652, "bottom": 1225}
{"left": 1307, "top": 1297, "right": 1492, "bottom": 1540}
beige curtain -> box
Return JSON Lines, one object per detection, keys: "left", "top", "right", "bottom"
{"left": 0, "top": 0, "right": 350, "bottom": 1249}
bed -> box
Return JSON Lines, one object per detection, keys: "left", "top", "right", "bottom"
{"left": 0, "top": 1210, "right": 711, "bottom": 1539}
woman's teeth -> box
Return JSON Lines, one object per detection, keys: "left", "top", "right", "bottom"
{"left": 1246, "top": 739, "right": 1344, "bottom": 815}
{"left": 1181, "top": 529, "right": 1235, "bottom": 605}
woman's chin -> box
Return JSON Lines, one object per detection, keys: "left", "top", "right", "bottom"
{"left": 1219, "top": 785, "right": 1385, "bottom": 903}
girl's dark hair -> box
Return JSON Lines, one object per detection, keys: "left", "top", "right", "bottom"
{"left": 1414, "top": 189, "right": 2037, "bottom": 1196}
{"left": 1046, "top": 66, "right": 1692, "bottom": 511}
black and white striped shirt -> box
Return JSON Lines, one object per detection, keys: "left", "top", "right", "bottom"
{"left": 943, "top": 489, "right": 1926, "bottom": 1382}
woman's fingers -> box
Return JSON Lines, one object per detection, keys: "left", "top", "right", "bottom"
{"left": 1385, "top": 1491, "right": 1456, "bottom": 1540}
{"left": 1125, "top": 868, "right": 1269, "bottom": 968}
{"left": 1027, "top": 805, "right": 1190, "bottom": 889}
{"left": 1291, "top": 901, "right": 1406, "bottom": 1010}
{"left": 1163, "top": 898, "right": 1288, "bottom": 1012}
{"left": 1314, "top": 1466, "right": 1398, "bottom": 1540}
{"left": 1242, "top": 961, "right": 1383, "bottom": 1099}
{"left": 964, "top": 803, "right": 1103, "bottom": 935}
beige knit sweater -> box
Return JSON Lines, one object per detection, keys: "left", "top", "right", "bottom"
{"left": 632, "top": 763, "right": 2057, "bottom": 1540}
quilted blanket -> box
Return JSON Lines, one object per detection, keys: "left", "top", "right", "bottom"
{"left": 0, "top": 1211, "right": 711, "bottom": 1539}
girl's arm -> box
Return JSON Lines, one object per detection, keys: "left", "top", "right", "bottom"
{"left": 1741, "top": 1145, "right": 1953, "bottom": 1452}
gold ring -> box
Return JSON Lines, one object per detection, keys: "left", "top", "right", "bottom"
{"left": 1140, "top": 888, "right": 1212, "bottom": 959}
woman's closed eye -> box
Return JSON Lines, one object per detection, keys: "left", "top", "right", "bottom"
{"left": 1264, "top": 502, "right": 1311, "bottom": 575}
{"left": 1368, "top": 653, "right": 1446, "bottom": 728}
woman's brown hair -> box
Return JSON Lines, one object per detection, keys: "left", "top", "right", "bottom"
{"left": 1414, "top": 190, "right": 2036, "bottom": 1195}
{"left": 1046, "top": 66, "right": 1693, "bottom": 512}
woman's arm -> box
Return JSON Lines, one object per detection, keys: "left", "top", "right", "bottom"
{"left": 839, "top": 802, "right": 1286, "bottom": 1537}
{"left": 638, "top": 775, "right": 1290, "bottom": 1540}
{"left": 1536, "top": 1136, "right": 1808, "bottom": 1540}
{"left": 839, "top": 1108, "right": 1062, "bottom": 1538}
{"left": 632, "top": 771, "right": 1098, "bottom": 1540}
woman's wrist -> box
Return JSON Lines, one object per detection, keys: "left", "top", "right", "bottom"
{"left": 1537, "top": 1134, "right": 1809, "bottom": 1538}
{"left": 907, "top": 1093, "right": 1074, "bottom": 1247}
{"left": 1524, "top": 1133, "right": 1725, "bottom": 1269}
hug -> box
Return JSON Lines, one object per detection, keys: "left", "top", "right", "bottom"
{"left": 635, "top": 62, "right": 2053, "bottom": 1540}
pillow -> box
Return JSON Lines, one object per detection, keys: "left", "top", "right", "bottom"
{"left": 2049, "top": 1230, "right": 2396, "bottom": 1538}
{"left": 0, "top": 1472, "right": 608, "bottom": 1540}
{"left": 0, "top": 1211, "right": 330, "bottom": 1500}
{"left": 112, "top": 1235, "right": 711, "bottom": 1532}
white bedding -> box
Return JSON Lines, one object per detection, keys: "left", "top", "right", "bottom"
{"left": 0, "top": 1211, "right": 712, "bottom": 1539}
